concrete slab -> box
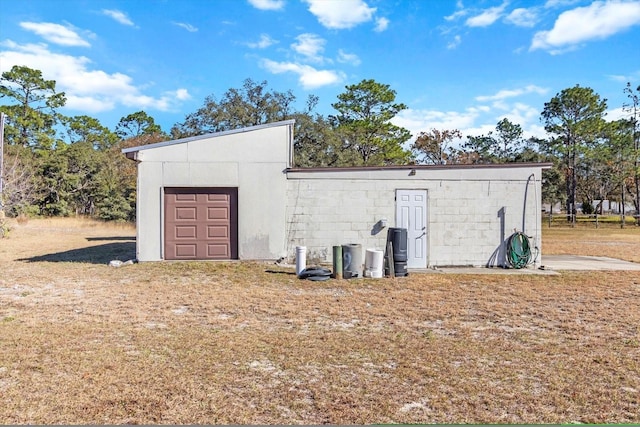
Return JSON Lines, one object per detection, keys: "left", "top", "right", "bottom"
{"left": 416, "top": 265, "right": 558, "bottom": 275}
{"left": 539, "top": 255, "right": 640, "bottom": 271}
{"left": 411, "top": 255, "right": 640, "bottom": 275}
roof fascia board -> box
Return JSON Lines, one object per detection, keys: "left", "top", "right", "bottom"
{"left": 286, "top": 162, "right": 554, "bottom": 173}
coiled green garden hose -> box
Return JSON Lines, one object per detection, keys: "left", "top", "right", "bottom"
{"left": 507, "top": 232, "right": 532, "bottom": 269}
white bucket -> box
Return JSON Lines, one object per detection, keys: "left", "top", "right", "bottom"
{"left": 295, "top": 246, "right": 307, "bottom": 276}
{"left": 364, "top": 248, "right": 384, "bottom": 279}
{"left": 368, "top": 269, "right": 383, "bottom": 278}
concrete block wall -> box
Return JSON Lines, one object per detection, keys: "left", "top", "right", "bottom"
{"left": 286, "top": 167, "right": 543, "bottom": 268}
{"left": 428, "top": 179, "right": 541, "bottom": 267}
{"left": 286, "top": 179, "right": 397, "bottom": 263}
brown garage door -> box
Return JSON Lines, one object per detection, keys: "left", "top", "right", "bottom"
{"left": 164, "top": 188, "right": 238, "bottom": 260}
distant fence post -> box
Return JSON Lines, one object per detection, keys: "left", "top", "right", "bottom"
{"left": 543, "top": 212, "right": 640, "bottom": 227}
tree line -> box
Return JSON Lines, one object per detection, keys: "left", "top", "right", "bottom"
{"left": 1, "top": 65, "right": 639, "bottom": 223}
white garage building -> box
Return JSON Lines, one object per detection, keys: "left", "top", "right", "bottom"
{"left": 123, "top": 119, "right": 549, "bottom": 268}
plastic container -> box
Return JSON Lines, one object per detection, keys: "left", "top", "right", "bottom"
{"left": 332, "top": 245, "right": 343, "bottom": 279}
{"left": 387, "top": 228, "right": 408, "bottom": 262}
{"left": 342, "top": 243, "right": 363, "bottom": 279}
{"left": 296, "top": 246, "right": 307, "bottom": 276}
{"left": 394, "top": 261, "right": 408, "bottom": 277}
{"left": 364, "top": 248, "right": 384, "bottom": 278}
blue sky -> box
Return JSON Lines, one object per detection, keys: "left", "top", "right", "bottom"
{"left": 1, "top": 0, "right": 640, "bottom": 142}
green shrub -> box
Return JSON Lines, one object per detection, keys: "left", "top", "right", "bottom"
{"left": 581, "top": 200, "right": 594, "bottom": 215}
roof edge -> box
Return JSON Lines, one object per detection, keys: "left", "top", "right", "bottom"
{"left": 286, "top": 162, "right": 554, "bottom": 173}
{"left": 121, "top": 119, "right": 295, "bottom": 154}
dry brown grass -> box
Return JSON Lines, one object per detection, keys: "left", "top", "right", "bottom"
{"left": 542, "top": 224, "right": 640, "bottom": 263}
{"left": 0, "top": 218, "right": 639, "bottom": 424}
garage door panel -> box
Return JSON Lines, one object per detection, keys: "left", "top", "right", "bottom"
{"left": 175, "top": 244, "right": 197, "bottom": 258}
{"left": 208, "top": 207, "right": 229, "bottom": 220}
{"left": 208, "top": 244, "right": 229, "bottom": 258}
{"left": 208, "top": 193, "right": 229, "bottom": 202}
{"left": 175, "top": 207, "right": 197, "bottom": 220}
{"left": 175, "top": 193, "right": 197, "bottom": 201}
{"left": 175, "top": 225, "right": 197, "bottom": 238}
{"left": 208, "top": 225, "right": 228, "bottom": 238}
{"left": 165, "top": 188, "right": 237, "bottom": 260}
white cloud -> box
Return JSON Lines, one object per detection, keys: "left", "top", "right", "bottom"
{"left": 447, "top": 35, "right": 462, "bottom": 49}
{"left": 445, "top": 9, "right": 468, "bottom": 21}
{"left": 260, "top": 59, "right": 344, "bottom": 89}
{"left": 303, "top": 0, "right": 376, "bottom": 29}
{"left": 465, "top": 2, "right": 508, "bottom": 27}
{"left": 0, "top": 41, "right": 187, "bottom": 113}
{"left": 291, "top": 33, "right": 325, "bottom": 62}
{"left": 173, "top": 22, "right": 198, "bottom": 32}
{"left": 394, "top": 108, "right": 482, "bottom": 138}
{"left": 544, "top": 0, "right": 581, "bottom": 8}
{"left": 608, "top": 74, "right": 629, "bottom": 83}
{"left": 505, "top": 8, "right": 539, "bottom": 27}
{"left": 174, "top": 88, "right": 191, "bottom": 101}
{"left": 375, "top": 17, "right": 390, "bottom": 32}
{"left": 607, "top": 70, "right": 640, "bottom": 83}
{"left": 101, "top": 9, "right": 135, "bottom": 26}
{"left": 394, "top": 96, "right": 546, "bottom": 144}
{"left": 531, "top": 0, "right": 640, "bottom": 52}
{"left": 475, "top": 85, "right": 548, "bottom": 102}
{"left": 247, "top": 0, "right": 285, "bottom": 11}
{"left": 64, "top": 95, "right": 115, "bottom": 113}
{"left": 247, "top": 34, "right": 277, "bottom": 49}
{"left": 445, "top": 0, "right": 468, "bottom": 21}
{"left": 337, "top": 49, "right": 361, "bottom": 66}
{"left": 120, "top": 89, "right": 191, "bottom": 111}
{"left": 607, "top": 106, "right": 636, "bottom": 121}
{"left": 19, "top": 22, "right": 90, "bottom": 47}
{"left": 500, "top": 102, "right": 542, "bottom": 127}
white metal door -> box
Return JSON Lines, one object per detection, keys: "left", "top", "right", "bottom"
{"left": 396, "top": 189, "right": 427, "bottom": 268}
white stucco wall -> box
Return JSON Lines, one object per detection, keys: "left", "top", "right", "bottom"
{"left": 126, "top": 121, "right": 293, "bottom": 261}
{"left": 285, "top": 166, "right": 544, "bottom": 268}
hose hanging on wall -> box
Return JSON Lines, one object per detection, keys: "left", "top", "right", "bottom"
{"left": 506, "top": 231, "right": 532, "bottom": 269}
{"left": 521, "top": 173, "right": 540, "bottom": 268}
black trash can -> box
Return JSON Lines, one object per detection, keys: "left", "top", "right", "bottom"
{"left": 394, "top": 261, "right": 408, "bottom": 277}
{"left": 387, "top": 227, "right": 408, "bottom": 262}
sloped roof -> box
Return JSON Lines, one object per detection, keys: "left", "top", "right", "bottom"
{"left": 121, "top": 119, "right": 295, "bottom": 156}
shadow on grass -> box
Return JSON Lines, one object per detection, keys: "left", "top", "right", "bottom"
{"left": 86, "top": 236, "right": 135, "bottom": 242}
{"left": 265, "top": 269, "right": 297, "bottom": 276}
{"left": 17, "top": 241, "right": 136, "bottom": 265}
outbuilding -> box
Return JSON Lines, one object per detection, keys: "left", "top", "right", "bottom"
{"left": 123, "top": 119, "right": 550, "bottom": 269}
